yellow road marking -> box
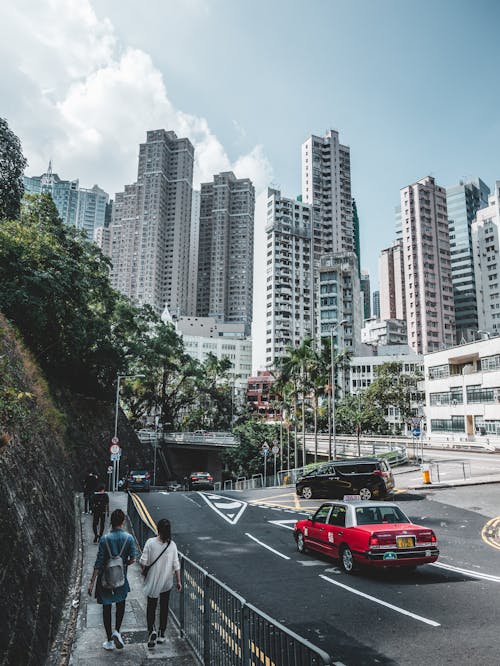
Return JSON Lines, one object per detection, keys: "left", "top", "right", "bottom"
{"left": 481, "top": 516, "right": 500, "bottom": 551}
{"left": 130, "top": 492, "right": 157, "bottom": 533}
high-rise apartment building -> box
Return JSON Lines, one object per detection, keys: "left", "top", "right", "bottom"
{"left": 104, "top": 130, "right": 194, "bottom": 316}
{"left": 360, "top": 270, "right": 371, "bottom": 320}
{"left": 24, "top": 162, "right": 108, "bottom": 239}
{"left": 318, "top": 252, "right": 362, "bottom": 355}
{"left": 187, "top": 190, "right": 201, "bottom": 315}
{"left": 197, "top": 172, "right": 254, "bottom": 335}
{"left": 472, "top": 182, "right": 500, "bottom": 336}
{"left": 400, "top": 176, "right": 456, "bottom": 354}
{"left": 372, "top": 291, "right": 380, "bottom": 319}
{"left": 265, "top": 188, "right": 313, "bottom": 367}
{"left": 379, "top": 239, "right": 405, "bottom": 321}
{"left": 302, "top": 130, "right": 354, "bottom": 259}
{"left": 447, "top": 178, "right": 490, "bottom": 342}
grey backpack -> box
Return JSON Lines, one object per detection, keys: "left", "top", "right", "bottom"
{"left": 102, "top": 536, "right": 128, "bottom": 590}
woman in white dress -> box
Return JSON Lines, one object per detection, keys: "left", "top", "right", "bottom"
{"left": 140, "top": 518, "right": 181, "bottom": 648}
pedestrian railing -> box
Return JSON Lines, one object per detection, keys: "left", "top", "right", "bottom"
{"left": 222, "top": 474, "right": 264, "bottom": 491}
{"left": 127, "top": 493, "right": 331, "bottom": 666}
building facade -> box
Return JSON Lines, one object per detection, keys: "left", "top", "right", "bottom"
{"left": 317, "top": 252, "right": 362, "bottom": 355}
{"left": 379, "top": 239, "right": 405, "bottom": 322}
{"left": 197, "top": 172, "right": 254, "bottom": 335}
{"left": 424, "top": 337, "right": 500, "bottom": 439}
{"left": 265, "top": 188, "right": 313, "bottom": 368}
{"left": 360, "top": 270, "right": 371, "bottom": 321}
{"left": 76, "top": 185, "right": 109, "bottom": 239}
{"left": 372, "top": 290, "right": 380, "bottom": 319}
{"left": 361, "top": 318, "right": 408, "bottom": 346}
{"left": 447, "top": 178, "right": 490, "bottom": 343}
{"left": 472, "top": 182, "right": 500, "bottom": 337}
{"left": 400, "top": 176, "right": 456, "bottom": 354}
{"left": 246, "top": 371, "right": 278, "bottom": 419}
{"left": 187, "top": 190, "right": 201, "bottom": 316}
{"left": 103, "top": 130, "right": 194, "bottom": 316}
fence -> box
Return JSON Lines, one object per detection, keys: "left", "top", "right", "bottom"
{"left": 127, "top": 493, "right": 331, "bottom": 666}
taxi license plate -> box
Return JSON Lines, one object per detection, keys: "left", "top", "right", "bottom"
{"left": 396, "top": 536, "right": 414, "bottom": 548}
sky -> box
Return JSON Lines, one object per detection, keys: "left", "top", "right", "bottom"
{"left": 1, "top": 0, "right": 500, "bottom": 369}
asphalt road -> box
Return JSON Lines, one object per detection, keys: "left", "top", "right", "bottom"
{"left": 139, "top": 486, "right": 500, "bottom": 665}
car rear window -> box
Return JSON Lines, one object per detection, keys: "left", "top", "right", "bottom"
{"left": 356, "top": 506, "right": 408, "bottom": 524}
{"left": 338, "top": 463, "right": 377, "bottom": 475}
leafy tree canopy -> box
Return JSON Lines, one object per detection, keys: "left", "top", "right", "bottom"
{"left": 0, "top": 117, "right": 27, "bottom": 221}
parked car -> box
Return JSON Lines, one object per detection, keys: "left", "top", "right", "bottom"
{"left": 295, "top": 458, "right": 394, "bottom": 500}
{"left": 187, "top": 472, "right": 214, "bottom": 491}
{"left": 294, "top": 500, "right": 439, "bottom": 574}
{"left": 126, "top": 470, "right": 151, "bottom": 492}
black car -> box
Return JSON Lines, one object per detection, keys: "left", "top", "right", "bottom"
{"left": 126, "top": 470, "right": 151, "bottom": 492}
{"left": 295, "top": 458, "right": 394, "bottom": 500}
{"left": 187, "top": 472, "right": 215, "bottom": 491}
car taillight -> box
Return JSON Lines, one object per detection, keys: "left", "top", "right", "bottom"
{"left": 191, "top": 476, "right": 197, "bottom": 481}
{"left": 207, "top": 475, "right": 213, "bottom": 481}
{"left": 430, "top": 531, "right": 437, "bottom": 543}
{"left": 369, "top": 535, "right": 380, "bottom": 547}
{"left": 144, "top": 474, "right": 151, "bottom": 480}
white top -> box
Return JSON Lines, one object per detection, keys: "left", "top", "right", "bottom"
{"left": 139, "top": 537, "right": 180, "bottom": 599}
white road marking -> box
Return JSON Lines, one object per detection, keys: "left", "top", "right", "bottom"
{"left": 198, "top": 493, "right": 247, "bottom": 524}
{"left": 298, "top": 561, "right": 326, "bottom": 567}
{"left": 430, "top": 561, "right": 500, "bottom": 583}
{"left": 245, "top": 533, "right": 290, "bottom": 560}
{"left": 320, "top": 575, "right": 440, "bottom": 627}
{"left": 268, "top": 519, "right": 296, "bottom": 530}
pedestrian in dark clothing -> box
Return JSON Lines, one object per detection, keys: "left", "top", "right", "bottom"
{"left": 83, "top": 471, "right": 98, "bottom": 513}
{"left": 88, "top": 509, "right": 138, "bottom": 651}
{"left": 92, "top": 484, "right": 109, "bottom": 543}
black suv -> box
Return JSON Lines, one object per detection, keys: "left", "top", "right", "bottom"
{"left": 296, "top": 458, "right": 394, "bottom": 500}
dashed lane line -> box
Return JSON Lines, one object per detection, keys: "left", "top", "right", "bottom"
{"left": 245, "top": 533, "right": 291, "bottom": 560}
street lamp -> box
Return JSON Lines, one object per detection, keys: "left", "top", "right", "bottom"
{"left": 114, "top": 373, "right": 145, "bottom": 490}
{"left": 330, "top": 320, "right": 347, "bottom": 462}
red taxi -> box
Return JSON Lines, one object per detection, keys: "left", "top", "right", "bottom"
{"left": 294, "top": 500, "right": 439, "bottom": 574}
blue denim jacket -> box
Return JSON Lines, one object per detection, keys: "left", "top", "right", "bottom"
{"left": 94, "top": 528, "right": 138, "bottom": 605}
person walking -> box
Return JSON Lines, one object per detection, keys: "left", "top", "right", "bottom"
{"left": 83, "top": 470, "right": 98, "bottom": 514}
{"left": 91, "top": 484, "right": 109, "bottom": 543}
{"left": 87, "top": 509, "right": 138, "bottom": 651}
{"left": 140, "top": 518, "right": 181, "bottom": 648}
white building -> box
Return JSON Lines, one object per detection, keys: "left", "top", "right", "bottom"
{"left": 174, "top": 316, "right": 252, "bottom": 394}
{"left": 472, "top": 182, "right": 500, "bottom": 337}
{"left": 361, "top": 318, "right": 407, "bottom": 346}
{"left": 424, "top": 337, "right": 500, "bottom": 440}
{"left": 187, "top": 190, "right": 201, "bottom": 316}
{"left": 265, "top": 188, "right": 313, "bottom": 368}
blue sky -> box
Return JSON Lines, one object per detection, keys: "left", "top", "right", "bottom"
{"left": 1, "top": 0, "right": 499, "bottom": 368}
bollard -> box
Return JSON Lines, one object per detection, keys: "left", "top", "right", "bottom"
{"left": 421, "top": 464, "right": 431, "bottom": 484}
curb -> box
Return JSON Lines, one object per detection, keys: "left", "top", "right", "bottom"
{"left": 408, "top": 478, "right": 500, "bottom": 491}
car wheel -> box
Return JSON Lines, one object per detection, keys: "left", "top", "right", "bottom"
{"left": 340, "top": 545, "right": 356, "bottom": 574}
{"left": 359, "top": 487, "right": 372, "bottom": 500}
{"left": 302, "top": 486, "right": 314, "bottom": 500}
{"left": 296, "top": 532, "right": 307, "bottom": 553}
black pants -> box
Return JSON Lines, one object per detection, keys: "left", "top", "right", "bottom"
{"left": 103, "top": 600, "right": 125, "bottom": 641}
{"left": 84, "top": 493, "right": 91, "bottom": 513}
{"left": 93, "top": 512, "right": 105, "bottom": 538}
{"left": 147, "top": 590, "right": 171, "bottom": 634}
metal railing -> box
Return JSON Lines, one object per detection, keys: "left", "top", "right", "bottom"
{"left": 127, "top": 493, "right": 331, "bottom": 665}
{"left": 136, "top": 430, "right": 235, "bottom": 447}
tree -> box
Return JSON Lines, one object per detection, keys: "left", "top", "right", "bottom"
{"left": 222, "top": 420, "right": 282, "bottom": 480}
{"left": 0, "top": 118, "right": 27, "bottom": 221}
{"left": 366, "top": 362, "right": 423, "bottom": 433}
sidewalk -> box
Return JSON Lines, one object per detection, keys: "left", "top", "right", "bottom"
{"left": 70, "top": 493, "right": 196, "bottom": 666}
{"left": 392, "top": 464, "right": 500, "bottom": 491}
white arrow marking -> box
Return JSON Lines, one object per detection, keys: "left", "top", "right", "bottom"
{"left": 268, "top": 519, "right": 297, "bottom": 530}
{"left": 198, "top": 492, "right": 247, "bottom": 525}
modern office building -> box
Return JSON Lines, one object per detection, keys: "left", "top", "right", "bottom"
{"left": 102, "top": 130, "right": 194, "bottom": 316}
{"left": 472, "top": 182, "right": 500, "bottom": 336}
{"left": 372, "top": 291, "right": 380, "bottom": 319}
{"left": 301, "top": 129, "right": 354, "bottom": 259}
{"left": 197, "top": 172, "right": 254, "bottom": 335}
{"left": 379, "top": 239, "right": 405, "bottom": 322}
{"left": 361, "top": 318, "right": 407, "bottom": 346}
{"left": 317, "top": 252, "right": 362, "bottom": 355}
{"left": 360, "top": 270, "right": 371, "bottom": 320}
{"left": 187, "top": 190, "right": 201, "bottom": 316}
{"left": 400, "top": 176, "right": 456, "bottom": 354}
{"left": 265, "top": 188, "right": 314, "bottom": 368}
{"left": 424, "top": 336, "right": 500, "bottom": 439}
{"left": 24, "top": 162, "right": 108, "bottom": 239}
{"left": 447, "top": 178, "right": 490, "bottom": 343}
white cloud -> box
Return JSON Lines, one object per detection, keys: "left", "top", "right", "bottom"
{"left": 0, "top": 0, "right": 272, "bottom": 196}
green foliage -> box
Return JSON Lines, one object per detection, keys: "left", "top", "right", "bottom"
{"left": 0, "top": 117, "right": 27, "bottom": 221}
{"left": 222, "top": 420, "right": 283, "bottom": 478}
{"left": 366, "top": 361, "right": 423, "bottom": 425}
{"left": 335, "top": 393, "right": 389, "bottom": 435}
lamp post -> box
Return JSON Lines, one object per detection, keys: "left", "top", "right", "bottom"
{"left": 329, "top": 320, "right": 347, "bottom": 462}
{"left": 114, "top": 373, "right": 144, "bottom": 491}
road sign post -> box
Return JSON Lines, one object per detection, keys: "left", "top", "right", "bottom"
{"left": 272, "top": 444, "right": 279, "bottom": 486}
{"left": 262, "top": 441, "right": 269, "bottom": 488}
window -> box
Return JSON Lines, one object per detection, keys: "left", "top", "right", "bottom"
{"left": 312, "top": 505, "right": 331, "bottom": 524}
{"left": 328, "top": 506, "right": 346, "bottom": 527}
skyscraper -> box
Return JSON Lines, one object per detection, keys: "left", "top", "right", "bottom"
{"left": 197, "top": 172, "right": 254, "bottom": 334}
{"left": 187, "top": 190, "right": 201, "bottom": 315}
{"left": 400, "top": 176, "right": 455, "bottom": 354}
{"left": 372, "top": 291, "right": 380, "bottom": 319}
{"left": 447, "top": 178, "right": 490, "bottom": 342}
{"left": 472, "top": 182, "right": 500, "bottom": 336}
{"left": 360, "top": 270, "right": 371, "bottom": 320}
{"left": 379, "top": 240, "right": 405, "bottom": 321}
{"left": 302, "top": 129, "right": 354, "bottom": 259}
{"left": 104, "top": 130, "right": 194, "bottom": 316}
{"left": 265, "top": 188, "right": 313, "bottom": 367}
{"left": 76, "top": 185, "right": 109, "bottom": 239}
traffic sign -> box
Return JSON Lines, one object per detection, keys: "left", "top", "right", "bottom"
{"left": 412, "top": 428, "right": 421, "bottom": 437}
{"left": 110, "top": 451, "right": 121, "bottom": 461}
{"left": 110, "top": 443, "right": 120, "bottom": 454}
{"left": 107, "top": 465, "right": 113, "bottom": 474}
{"left": 111, "top": 436, "right": 120, "bottom": 445}
{"left": 262, "top": 442, "right": 269, "bottom": 450}
{"left": 272, "top": 445, "right": 279, "bottom": 454}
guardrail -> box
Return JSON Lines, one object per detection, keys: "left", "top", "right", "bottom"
{"left": 136, "top": 430, "right": 235, "bottom": 447}
{"left": 127, "top": 493, "right": 331, "bottom": 665}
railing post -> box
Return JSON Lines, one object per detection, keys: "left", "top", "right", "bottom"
{"left": 241, "top": 602, "right": 250, "bottom": 665}
{"left": 203, "top": 575, "right": 210, "bottom": 665}
{"left": 179, "top": 557, "right": 185, "bottom": 637}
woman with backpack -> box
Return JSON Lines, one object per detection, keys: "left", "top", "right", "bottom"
{"left": 140, "top": 518, "right": 181, "bottom": 648}
{"left": 87, "top": 509, "right": 138, "bottom": 651}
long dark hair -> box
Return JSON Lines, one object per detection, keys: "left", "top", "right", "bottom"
{"left": 157, "top": 518, "right": 171, "bottom": 544}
